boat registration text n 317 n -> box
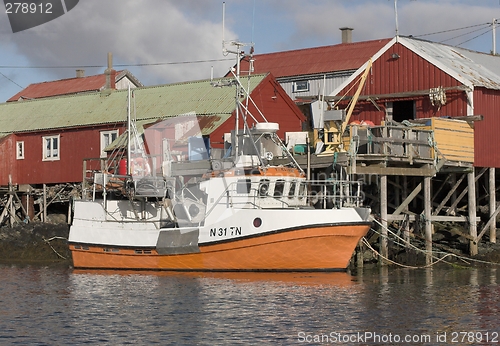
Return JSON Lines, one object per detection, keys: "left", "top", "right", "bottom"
{"left": 210, "top": 227, "right": 242, "bottom": 237}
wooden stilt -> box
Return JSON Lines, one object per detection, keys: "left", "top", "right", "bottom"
{"left": 8, "top": 175, "right": 14, "bottom": 227}
{"left": 380, "top": 174, "right": 388, "bottom": 265}
{"left": 468, "top": 170, "right": 478, "bottom": 256}
{"left": 43, "top": 183, "right": 47, "bottom": 223}
{"left": 357, "top": 239, "right": 364, "bottom": 269}
{"left": 402, "top": 176, "right": 410, "bottom": 245}
{"left": 489, "top": 167, "right": 497, "bottom": 243}
{"left": 424, "top": 176, "right": 432, "bottom": 265}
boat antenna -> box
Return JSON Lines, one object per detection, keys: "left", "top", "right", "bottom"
{"left": 394, "top": 0, "right": 399, "bottom": 39}
{"left": 251, "top": 0, "right": 256, "bottom": 45}
{"left": 221, "top": 2, "right": 254, "bottom": 161}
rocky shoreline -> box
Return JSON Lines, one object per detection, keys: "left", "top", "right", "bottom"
{"left": 0, "top": 222, "right": 72, "bottom": 267}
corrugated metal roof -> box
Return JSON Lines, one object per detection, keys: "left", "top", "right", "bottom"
{"left": 329, "top": 36, "right": 500, "bottom": 99}
{"left": 242, "top": 39, "right": 392, "bottom": 78}
{"left": 7, "top": 70, "right": 142, "bottom": 101}
{"left": 0, "top": 74, "right": 267, "bottom": 135}
{"left": 398, "top": 37, "right": 500, "bottom": 90}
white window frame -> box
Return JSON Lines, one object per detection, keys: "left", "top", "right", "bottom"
{"left": 16, "top": 141, "right": 25, "bottom": 160}
{"left": 42, "top": 135, "right": 60, "bottom": 161}
{"left": 100, "top": 130, "right": 119, "bottom": 158}
{"left": 293, "top": 80, "right": 309, "bottom": 93}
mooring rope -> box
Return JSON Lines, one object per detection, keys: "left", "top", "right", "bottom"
{"left": 362, "top": 238, "right": 457, "bottom": 269}
{"left": 366, "top": 217, "right": 500, "bottom": 267}
{"left": 42, "top": 236, "right": 67, "bottom": 260}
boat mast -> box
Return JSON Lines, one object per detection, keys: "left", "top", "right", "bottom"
{"left": 127, "top": 85, "right": 131, "bottom": 175}
{"left": 222, "top": 2, "right": 251, "bottom": 162}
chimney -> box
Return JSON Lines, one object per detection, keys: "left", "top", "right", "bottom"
{"left": 103, "top": 52, "right": 116, "bottom": 92}
{"left": 340, "top": 27, "right": 353, "bottom": 43}
{"left": 76, "top": 69, "right": 85, "bottom": 78}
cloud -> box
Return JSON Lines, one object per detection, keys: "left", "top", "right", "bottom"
{"left": 1, "top": 0, "right": 237, "bottom": 87}
{"left": 274, "top": 0, "right": 499, "bottom": 51}
{"left": 1, "top": 0, "right": 499, "bottom": 103}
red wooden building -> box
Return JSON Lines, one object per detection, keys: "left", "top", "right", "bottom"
{"left": 7, "top": 69, "right": 142, "bottom": 102}
{"left": 0, "top": 73, "right": 304, "bottom": 187}
{"left": 245, "top": 34, "right": 500, "bottom": 168}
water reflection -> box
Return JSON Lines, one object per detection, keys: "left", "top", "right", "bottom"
{"left": 0, "top": 265, "right": 498, "bottom": 345}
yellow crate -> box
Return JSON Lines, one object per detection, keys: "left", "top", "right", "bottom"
{"left": 415, "top": 118, "right": 474, "bottom": 163}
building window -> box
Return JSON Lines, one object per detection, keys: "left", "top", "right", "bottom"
{"left": 16, "top": 141, "right": 24, "bottom": 160}
{"left": 42, "top": 135, "right": 60, "bottom": 161}
{"left": 391, "top": 100, "right": 416, "bottom": 122}
{"left": 293, "top": 80, "right": 309, "bottom": 93}
{"left": 100, "top": 130, "right": 119, "bottom": 157}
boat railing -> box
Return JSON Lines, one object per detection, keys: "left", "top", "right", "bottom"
{"left": 206, "top": 178, "right": 364, "bottom": 215}
{"left": 81, "top": 154, "right": 164, "bottom": 199}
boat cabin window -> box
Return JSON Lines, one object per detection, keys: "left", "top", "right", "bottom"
{"left": 274, "top": 180, "right": 285, "bottom": 197}
{"left": 237, "top": 179, "right": 252, "bottom": 194}
{"left": 298, "top": 182, "right": 306, "bottom": 200}
{"left": 288, "top": 181, "right": 297, "bottom": 199}
{"left": 258, "top": 179, "right": 270, "bottom": 197}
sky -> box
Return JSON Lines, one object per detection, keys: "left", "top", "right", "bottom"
{"left": 1, "top": 0, "right": 500, "bottom": 103}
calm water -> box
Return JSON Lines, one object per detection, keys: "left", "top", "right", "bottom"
{"left": 0, "top": 265, "right": 498, "bottom": 345}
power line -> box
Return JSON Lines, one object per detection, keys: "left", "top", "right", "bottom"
{"left": 439, "top": 24, "right": 492, "bottom": 44}
{"left": 0, "top": 58, "right": 233, "bottom": 70}
{"left": 0, "top": 71, "right": 23, "bottom": 89}
{"left": 456, "top": 27, "right": 494, "bottom": 47}
{"left": 413, "top": 22, "right": 491, "bottom": 38}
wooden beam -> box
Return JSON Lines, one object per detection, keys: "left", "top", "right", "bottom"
{"left": 489, "top": 168, "right": 497, "bottom": 243}
{"left": 433, "top": 173, "right": 465, "bottom": 215}
{"left": 468, "top": 171, "right": 478, "bottom": 256}
{"left": 387, "top": 214, "right": 480, "bottom": 222}
{"left": 392, "top": 183, "right": 422, "bottom": 216}
{"left": 445, "top": 168, "right": 486, "bottom": 216}
{"left": 424, "top": 176, "right": 432, "bottom": 265}
{"left": 0, "top": 195, "right": 12, "bottom": 226}
{"left": 348, "top": 165, "right": 435, "bottom": 176}
{"left": 380, "top": 175, "right": 388, "bottom": 265}
{"left": 476, "top": 203, "right": 500, "bottom": 244}
{"left": 431, "top": 174, "right": 452, "bottom": 203}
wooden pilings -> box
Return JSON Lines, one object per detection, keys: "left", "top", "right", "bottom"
{"left": 468, "top": 171, "right": 478, "bottom": 256}
{"left": 373, "top": 165, "right": 496, "bottom": 264}
{"left": 424, "top": 176, "right": 432, "bottom": 264}
{"left": 490, "top": 168, "right": 497, "bottom": 244}
{"left": 380, "top": 175, "right": 388, "bottom": 264}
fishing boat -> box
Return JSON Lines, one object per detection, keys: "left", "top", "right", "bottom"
{"left": 68, "top": 37, "right": 372, "bottom": 271}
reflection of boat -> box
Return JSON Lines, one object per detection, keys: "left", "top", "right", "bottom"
{"left": 68, "top": 41, "right": 371, "bottom": 272}
{"left": 72, "top": 270, "right": 356, "bottom": 287}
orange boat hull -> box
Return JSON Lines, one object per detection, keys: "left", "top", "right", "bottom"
{"left": 70, "top": 223, "right": 370, "bottom": 271}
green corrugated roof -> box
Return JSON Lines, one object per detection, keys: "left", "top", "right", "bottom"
{"left": 0, "top": 74, "right": 268, "bottom": 135}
